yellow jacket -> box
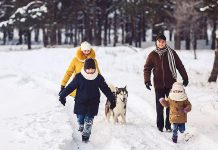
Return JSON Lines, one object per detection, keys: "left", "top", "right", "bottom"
{"left": 61, "top": 47, "right": 100, "bottom": 96}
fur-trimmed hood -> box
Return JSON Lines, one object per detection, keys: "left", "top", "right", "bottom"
{"left": 76, "top": 47, "right": 96, "bottom": 62}
{"left": 81, "top": 67, "right": 98, "bottom": 80}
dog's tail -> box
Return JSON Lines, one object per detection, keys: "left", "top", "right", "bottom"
{"left": 105, "top": 100, "right": 110, "bottom": 116}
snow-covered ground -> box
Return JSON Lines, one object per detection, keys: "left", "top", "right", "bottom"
{"left": 0, "top": 45, "right": 218, "bottom": 150}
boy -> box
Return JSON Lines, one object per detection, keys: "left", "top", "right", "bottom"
{"left": 59, "top": 58, "right": 116, "bottom": 142}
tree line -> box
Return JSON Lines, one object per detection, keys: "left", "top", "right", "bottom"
{"left": 0, "top": 0, "right": 217, "bottom": 50}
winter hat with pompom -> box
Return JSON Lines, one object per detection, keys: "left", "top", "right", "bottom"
{"left": 169, "top": 82, "right": 187, "bottom": 101}
{"left": 81, "top": 41, "right": 91, "bottom": 51}
{"left": 84, "top": 58, "right": 96, "bottom": 70}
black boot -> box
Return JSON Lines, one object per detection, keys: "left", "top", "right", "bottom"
{"left": 158, "top": 127, "right": 163, "bottom": 132}
{"left": 82, "top": 135, "right": 89, "bottom": 143}
{"left": 172, "top": 136, "right": 177, "bottom": 143}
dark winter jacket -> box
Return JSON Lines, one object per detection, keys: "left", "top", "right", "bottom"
{"left": 144, "top": 50, "right": 188, "bottom": 89}
{"left": 59, "top": 68, "right": 115, "bottom": 116}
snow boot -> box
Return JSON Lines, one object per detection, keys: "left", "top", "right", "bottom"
{"left": 158, "top": 127, "right": 163, "bottom": 132}
{"left": 82, "top": 135, "right": 89, "bottom": 143}
{"left": 78, "top": 125, "right": 84, "bottom": 132}
{"left": 172, "top": 136, "right": 177, "bottom": 143}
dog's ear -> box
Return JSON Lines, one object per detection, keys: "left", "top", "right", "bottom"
{"left": 116, "top": 88, "right": 121, "bottom": 94}
{"left": 124, "top": 86, "right": 128, "bottom": 97}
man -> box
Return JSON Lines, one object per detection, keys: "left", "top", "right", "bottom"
{"left": 144, "top": 34, "right": 188, "bottom": 132}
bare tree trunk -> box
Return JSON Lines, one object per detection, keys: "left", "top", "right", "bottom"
{"left": 74, "top": 22, "right": 78, "bottom": 47}
{"left": 57, "top": 29, "right": 62, "bottom": 45}
{"left": 3, "top": 30, "right": 7, "bottom": 45}
{"left": 104, "top": 15, "right": 108, "bottom": 46}
{"left": 211, "top": 19, "right": 216, "bottom": 50}
{"left": 204, "top": 18, "right": 209, "bottom": 45}
{"left": 193, "top": 36, "right": 197, "bottom": 59}
{"left": 108, "top": 18, "right": 111, "bottom": 44}
{"left": 174, "top": 24, "right": 181, "bottom": 50}
{"left": 185, "top": 37, "right": 191, "bottom": 50}
{"left": 142, "top": 13, "right": 146, "bottom": 42}
{"left": 81, "top": 26, "right": 84, "bottom": 42}
{"left": 208, "top": 38, "right": 218, "bottom": 82}
{"left": 34, "top": 28, "right": 39, "bottom": 42}
{"left": 64, "top": 26, "right": 68, "bottom": 44}
{"left": 185, "top": 28, "right": 191, "bottom": 50}
{"left": 96, "top": 15, "right": 102, "bottom": 46}
{"left": 121, "top": 20, "right": 125, "bottom": 44}
{"left": 169, "top": 28, "right": 173, "bottom": 41}
{"left": 8, "top": 29, "right": 13, "bottom": 41}
{"left": 70, "top": 25, "right": 73, "bottom": 44}
{"left": 113, "top": 11, "right": 118, "bottom": 47}
{"left": 26, "top": 30, "right": 31, "bottom": 50}
{"left": 43, "top": 28, "right": 48, "bottom": 47}
{"left": 85, "top": 13, "right": 92, "bottom": 43}
{"left": 131, "top": 16, "right": 136, "bottom": 47}
{"left": 50, "top": 25, "right": 57, "bottom": 46}
{"left": 19, "top": 29, "right": 23, "bottom": 44}
{"left": 138, "top": 15, "right": 142, "bottom": 48}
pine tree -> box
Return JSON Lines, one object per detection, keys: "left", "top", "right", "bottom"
{"left": 200, "top": 0, "right": 218, "bottom": 50}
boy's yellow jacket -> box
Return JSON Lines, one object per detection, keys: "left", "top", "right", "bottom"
{"left": 61, "top": 47, "right": 100, "bottom": 96}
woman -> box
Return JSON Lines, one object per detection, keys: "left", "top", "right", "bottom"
{"left": 59, "top": 41, "right": 100, "bottom": 96}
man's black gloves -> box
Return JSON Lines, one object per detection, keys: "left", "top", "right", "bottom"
{"left": 145, "top": 81, "right": 152, "bottom": 90}
{"left": 183, "top": 80, "right": 189, "bottom": 87}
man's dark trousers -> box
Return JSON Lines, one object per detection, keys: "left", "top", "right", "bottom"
{"left": 155, "top": 88, "right": 171, "bottom": 131}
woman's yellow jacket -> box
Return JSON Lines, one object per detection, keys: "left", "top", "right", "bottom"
{"left": 61, "top": 47, "right": 100, "bottom": 96}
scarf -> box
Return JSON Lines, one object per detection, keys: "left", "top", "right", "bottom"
{"left": 81, "top": 67, "right": 98, "bottom": 80}
{"left": 154, "top": 45, "right": 177, "bottom": 80}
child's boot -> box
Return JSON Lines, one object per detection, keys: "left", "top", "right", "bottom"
{"left": 82, "top": 135, "right": 89, "bottom": 143}
{"left": 78, "top": 125, "right": 84, "bottom": 132}
{"left": 172, "top": 136, "right": 177, "bottom": 143}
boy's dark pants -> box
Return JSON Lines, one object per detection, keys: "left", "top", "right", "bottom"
{"left": 155, "top": 88, "right": 171, "bottom": 130}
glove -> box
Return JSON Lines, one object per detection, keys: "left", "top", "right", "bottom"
{"left": 159, "top": 97, "right": 165, "bottom": 103}
{"left": 110, "top": 100, "right": 116, "bottom": 109}
{"left": 183, "top": 107, "right": 189, "bottom": 113}
{"left": 59, "top": 97, "right": 66, "bottom": 106}
{"left": 59, "top": 85, "right": 65, "bottom": 95}
{"left": 145, "top": 81, "right": 152, "bottom": 90}
{"left": 183, "top": 80, "right": 189, "bottom": 87}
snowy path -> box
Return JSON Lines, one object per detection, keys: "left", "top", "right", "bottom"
{"left": 0, "top": 47, "right": 218, "bottom": 150}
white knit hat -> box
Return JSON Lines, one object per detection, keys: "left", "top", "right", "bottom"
{"left": 81, "top": 41, "right": 91, "bottom": 51}
{"left": 169, "top": 82, "right": 187, "bottom": 101}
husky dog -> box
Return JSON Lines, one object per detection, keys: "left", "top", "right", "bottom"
{"left": 105, "top": 85, "right": 128, "bottom": 124}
